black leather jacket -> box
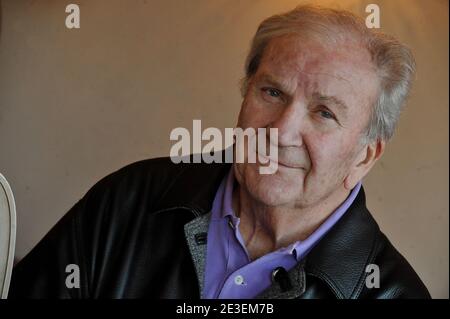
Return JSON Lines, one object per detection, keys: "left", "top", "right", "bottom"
{"left": 9, "top": 156, "right": 431, "bottom": 298}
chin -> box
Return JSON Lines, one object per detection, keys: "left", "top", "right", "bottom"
{"left": 254, "top": 189, "right": 296, "bottom": 207}
{"left": 240, "top": 163, "right": 303, "bottom": 207}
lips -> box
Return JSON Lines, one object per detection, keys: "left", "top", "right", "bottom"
{"left": 256, "top": 151, "right": 304, "bottom": 169}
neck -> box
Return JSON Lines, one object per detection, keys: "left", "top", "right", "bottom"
{"left": 233, "top": 184, "right": 350, "bottom": 260}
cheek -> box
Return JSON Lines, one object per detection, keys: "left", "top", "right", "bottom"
{"left": 306, "top": 134, "right": 350, "bottom": 174}
{"left": 238, "top": 95, "right": 280, "bottom": 129}
{"left": 238, "top": 101, "right": 261, "bottom": 128}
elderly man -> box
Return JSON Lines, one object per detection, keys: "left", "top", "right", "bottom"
{"left": 9, "top": 5, "right": 430, "bottom": 299}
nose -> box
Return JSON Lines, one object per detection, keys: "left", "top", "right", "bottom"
{"left": 267, "top": 103, "right": 304, "bottom": 148}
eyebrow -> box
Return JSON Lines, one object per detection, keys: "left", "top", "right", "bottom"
{"left": 313, "top": 92, "right": 348, "bottom": 112}
{"left": 256, "top": 73, "right": 293, "bottom": 92}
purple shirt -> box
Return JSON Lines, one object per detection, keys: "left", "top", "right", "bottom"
{"left": 202, "top": 168, "right": 362, "bottom": 299}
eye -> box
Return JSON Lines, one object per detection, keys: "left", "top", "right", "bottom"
{"left": 319, "top": 110, "right": 335, "bottom": 119}
{"left": 262, "top": 87, "right": 282, "bottom": 98}
{"left": 316, "top": 106, "right": 337, "bottom": 121}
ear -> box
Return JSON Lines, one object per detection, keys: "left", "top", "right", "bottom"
{"left": 344, "top": 139, "right": 385, "bottom": 190}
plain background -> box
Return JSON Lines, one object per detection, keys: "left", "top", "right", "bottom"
{"left": 0, "top": 0, "right": 448, "bottom": 298}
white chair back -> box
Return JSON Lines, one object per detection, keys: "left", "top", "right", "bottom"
{"left": 0, "top": 173, "right": 16, "bottom": 299}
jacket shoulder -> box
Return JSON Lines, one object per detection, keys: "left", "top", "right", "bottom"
{"left": 361, "top": 232, "right": 431, "bottom": 299}
{"left": 91, "top": 156, "right": 186, "bottom": 194}
{"left": 9, "top": 156, "right": 211, "bottom": 298}
{"left": 87, "top": 155, "right": 230, "bottom": 214}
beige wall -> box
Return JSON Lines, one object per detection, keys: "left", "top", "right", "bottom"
{"left": 0, "top": 0, "right": 448, "bottom": 298}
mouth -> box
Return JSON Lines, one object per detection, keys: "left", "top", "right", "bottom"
{"left": 256, "top": 152, "right": 304, "bottom": 170}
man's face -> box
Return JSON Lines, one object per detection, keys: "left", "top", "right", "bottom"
{"left": 234, "top": 35, "right": 380, "bottom": 208}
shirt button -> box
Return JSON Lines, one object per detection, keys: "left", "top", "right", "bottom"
{"left": 234, "top": 275, "right": 244, "bottom": 285}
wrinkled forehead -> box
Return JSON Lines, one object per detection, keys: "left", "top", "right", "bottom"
{"left": 256, "top": 35, "right": 379, "bottom": 101}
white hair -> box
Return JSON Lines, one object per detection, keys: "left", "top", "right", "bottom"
{"left": 241, "top": 5, "right": 416, "bottom": 143}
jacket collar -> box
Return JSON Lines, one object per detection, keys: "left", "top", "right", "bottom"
{"left": 154, "top": 149, "right": 380, "bottom": 299}
{"left": 303, "top": 187, "right": 380, "bottom": 299}
{"left": 155, "top": 159, "right": 231, "bottom": 215}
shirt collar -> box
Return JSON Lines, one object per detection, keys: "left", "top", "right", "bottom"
{"left": 221, "top": 167, "right": 236, "bottom": 219}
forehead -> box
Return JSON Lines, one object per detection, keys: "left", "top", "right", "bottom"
{"left": 256, "top": 35, "right": 379, "bottom": 110}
